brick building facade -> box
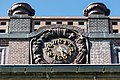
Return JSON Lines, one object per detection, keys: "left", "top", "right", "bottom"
{"left": 0, "top": 2, "right": 119, "bottom": 80}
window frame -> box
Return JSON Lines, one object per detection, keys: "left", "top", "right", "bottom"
{"left": 113, "top": 47, "right": 120, "bottom": 64}
{"left": 67, "top": 21, "right": 73, "bottom": 25}
{"left": 78, "top": 22, "right": 84, "bottom": 25}
{"left": 0, "top": 22, "right": 6, "bottom": 25}
{"left": 0, "top": 29, "right": 6, "bottom": 33}
{"left": 0, "top": 29, "right": 7, "bottom": 34}
{"left": 112, "top": 22, "right": 118, "bottom": 25}
{"left": 46, "top": 21, "right": 51, "bottom": 25}
{"left": 0, "top": 47, "right": 7, "bottom": 64}
{"left": 57, "top": 21, "right": 62, "bottom": 24}
{"left": 34, "top": 21, "right": 40, "bottom": 25}
{"left": 113, "top": 29, "right": 118, "bottom": 33}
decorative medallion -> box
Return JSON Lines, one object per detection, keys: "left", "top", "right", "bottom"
{"left": 31, "top": 26, "right": 88, "bottom": 64}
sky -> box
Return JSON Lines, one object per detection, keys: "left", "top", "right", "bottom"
{"left": 0, "top": 0, "right": 120, "bottom": 17}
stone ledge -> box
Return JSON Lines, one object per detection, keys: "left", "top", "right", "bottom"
{"left": 0, "top": 64, "right": 120, "bottom": 73}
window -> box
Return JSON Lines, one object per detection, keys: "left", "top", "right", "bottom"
{"left": 0, "top": 29, "right": 6, "bottom": 33}
{"left": 68, "top": 22, "right": 73, "bottom": 25}
{"left": 114, "top": 47, "right": 120, "bottom": 64}
{"left": 118, "top": 51, "right": 120, "bottom": 64}
{"left": 34, "top": 21, "right": 40, "bottom": 25}
{"left": 57, "top": 21, "right": 62, "bottom": 24}
{"left": 46, "top": 21, "right": 51, "bottom": 25}
{"left": 113, "top": 29, "right": 118, "bottom": 33}
{"left": 112, "top": 22, "right": 118, "bottom": 25}
{"left": 78, "top": 22, "right": 84, "bottom": 25}
{"left": 0, "top": 22, "right": 6, "bottom": 25}
{"left": 0, "top": 47, "right": 6, "bottom": 64}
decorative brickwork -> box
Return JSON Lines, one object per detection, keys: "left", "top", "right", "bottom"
{"left": 88, "top": 15, "right": 109, "bottom": 33}
{"left": 90, "top": 40, "right": 111, "bottom": 64}
{"left": 7, "top": 39, "right": 29, "bottom": 64}
{"left": 9, "top": 16, "right": 32, "bottom": 33}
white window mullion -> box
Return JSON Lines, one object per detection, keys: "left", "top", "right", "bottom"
{"left": 0, "top": 47, "right": 7, "bottom": 64}
{"left": 118, "top": 52, "right": 120, "bottom": 64}
{"left": 1, "top": 48, "right": 5, "bottom": 64}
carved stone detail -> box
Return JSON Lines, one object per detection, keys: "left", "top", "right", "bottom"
{"left": 31, "top": 27, "right": 88, "bottom": 64}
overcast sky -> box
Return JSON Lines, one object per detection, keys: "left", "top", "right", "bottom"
{"left": 0, "top": 0, "right": 120, "bottom": 17}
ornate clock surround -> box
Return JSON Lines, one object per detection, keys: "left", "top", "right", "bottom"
{"left": 30, "top": 24, "right": 89, "bottom": 64}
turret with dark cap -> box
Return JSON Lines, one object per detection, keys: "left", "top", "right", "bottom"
{"left": 83, "top": 2, "right": 110, "bottom": 16}
{"left": 8, "top": 2, "right": 35, "bottom": 33}
{"left": 8, "top": 2, "right": 35, "bottom": 16}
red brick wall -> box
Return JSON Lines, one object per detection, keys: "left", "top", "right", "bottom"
{"left": 7, "top": 39, "right": 29, "bottom": 64}
{"left": 90, "top": 40, "right": 111, "bottom": 64}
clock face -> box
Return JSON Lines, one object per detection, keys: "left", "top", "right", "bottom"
{"left": 43, "top": 38, "right": 77, "bottom": 63}
{"left": 31, "top": 28, "right": 87, "bottom": 64}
